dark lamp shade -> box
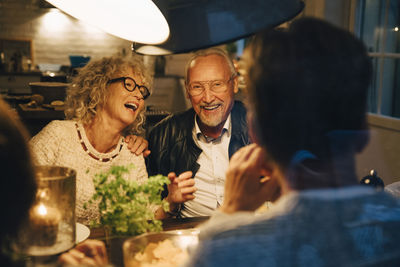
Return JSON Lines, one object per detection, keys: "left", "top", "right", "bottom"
{"left": 133, "top": 0, "right": 305, "bottom": 55}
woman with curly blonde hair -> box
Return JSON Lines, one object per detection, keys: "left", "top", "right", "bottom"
{"left": 64, "top": 55, "right": 149, "bottom": 136}
{"left": 30, "top": 55, "right": 196, "bottom": 224}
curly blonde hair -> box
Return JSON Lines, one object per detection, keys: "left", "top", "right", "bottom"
{"left": 64, "top": 54, "right": 151, "bottom": 136}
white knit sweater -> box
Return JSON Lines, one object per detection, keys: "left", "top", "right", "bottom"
{"left": 29, "top": 120, "right": 148, "bottom": 225}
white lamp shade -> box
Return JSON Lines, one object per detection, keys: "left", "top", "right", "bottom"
{"left": 45, "top": 0, "right": 170, "bottom": 44}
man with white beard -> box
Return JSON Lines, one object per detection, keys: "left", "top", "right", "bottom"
{"left": 147, "top": 48, "right": 250, "bottom": 217}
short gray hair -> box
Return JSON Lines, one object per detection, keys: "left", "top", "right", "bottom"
{"left": 185, "top": 47, "right": 237, "bottom": 85}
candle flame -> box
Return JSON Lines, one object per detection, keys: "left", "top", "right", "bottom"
{"left": 38, "top": 204, "right": 48, "bottom": 216}
{"left": 39, "top": 190, "right": 47, "bottom": 199}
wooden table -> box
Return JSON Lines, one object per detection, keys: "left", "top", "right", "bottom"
{"left": 89, "top": 216, "right": 209, "bottom": 267}
{"left": 17, "top": 103, "right": 64, "bottom": 119}
{"left": 89, "top": 216, "right": 209, "bottom": 240}
{"left": 17, "top": 103, "right": 65, "bottom": 136}
{"left": 23, "top": 217, "right": 209, "bottom": 267}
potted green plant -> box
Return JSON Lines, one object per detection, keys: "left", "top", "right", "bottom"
{"left": 85, "top": 165, "right": 170, "bottom": 266}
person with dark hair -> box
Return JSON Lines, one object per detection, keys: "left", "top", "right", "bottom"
{"left": 0, "top": 99, "right": 36, "bottom": 266}
{"left": 0, "top": 98, "right": 108, "bottom": 266}
{"left": 185, "top": 17, "right": 400, "bottom": 266}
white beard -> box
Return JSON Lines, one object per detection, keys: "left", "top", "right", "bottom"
{"left": 198, "top": 112, "right": 224, "bottom": 127}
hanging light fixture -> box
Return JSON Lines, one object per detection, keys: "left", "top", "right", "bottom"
{"left": 133, "top": 0, "right": 304, "bottom": 55}
{"left": 45, "top": 0, "right": 170, "bottom": 44}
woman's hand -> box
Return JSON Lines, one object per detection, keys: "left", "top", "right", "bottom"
{"left": 58, "top": 239, "right": 108, "bottom": 266}
{"left": 220, "top": 144, "right": 281, "bottom": 214}
{"left": 166, "top": 171, "right": 196, "bottom": 212}
{"left": 125, "top": 135, "right": 151, "bottom": 157}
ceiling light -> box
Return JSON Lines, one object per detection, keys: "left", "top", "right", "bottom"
{"left": 45, "top": 0, "right": 170, "bottom": 44}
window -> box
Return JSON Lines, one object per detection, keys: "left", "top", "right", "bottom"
{"left": 355, "top": 0, "right": 400, "bottom": 117}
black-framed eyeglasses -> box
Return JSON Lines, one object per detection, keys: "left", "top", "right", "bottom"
{"left": 187, "top": 75, "right": 235, "bottom": 97}
{"left": 107, "top": 77, "right": 150, "bottom": 100}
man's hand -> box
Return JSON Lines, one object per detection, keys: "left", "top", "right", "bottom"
{"left": 220, "top": 144, "right": 281, "bottom": 214}
{"left": 58, "top": 239, "right": 108, "bottom": 266}
{"left": 125, "top": 135, "right": 151, "bottom": 157}
{"left": 166, "top": 171, "right": 196, "bottom": 212}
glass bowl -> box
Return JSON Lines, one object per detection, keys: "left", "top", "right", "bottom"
{"left": 123, "top": 229, "right": 199, "bottom": 267}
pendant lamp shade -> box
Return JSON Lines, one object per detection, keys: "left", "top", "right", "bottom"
{"left": 133, "top": 0, "right": 304, "bottom": 55}
{"left": 45, "top": 0, "right": 170, "bottom": 44}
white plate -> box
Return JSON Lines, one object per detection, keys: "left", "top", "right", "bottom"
{"left": 76, "top": 223, "right": 90, "bottom": 244}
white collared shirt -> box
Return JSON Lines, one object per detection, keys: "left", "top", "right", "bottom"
{"left": 180, "top": 114, "right": 232, "bottom": 217}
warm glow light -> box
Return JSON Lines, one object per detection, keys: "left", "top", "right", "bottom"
{"left": 39, "top": 190, "right": 47, "bottom": 199}
{"left": 78, "top": 20, "right": 105, "bottom": 35}
{"left": 177, "top": 236, "right": 199, "bottom": 249}
{"left": 41, "top": 9, "right": 71, "bottom": 32}
{"left": 45, "top": 0, "right": 169, "bottom": 44}
{"left": 133, "top": 45, "right": 172, "bottom": 55}
{"left": 395, "top": 27, "right": 399, "bottom": 32}
{"left": 38, "top": 204, "right": 48, "bottom": 216}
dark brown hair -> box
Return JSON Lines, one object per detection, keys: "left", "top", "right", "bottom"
{"left": 0, "top": 98, "right": 36, "bottom": 240}
{"left": 245, "top": 18, "right": 372, "bottom": 187}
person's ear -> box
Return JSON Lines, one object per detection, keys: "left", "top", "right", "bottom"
{"left": 247, "top": 110, "right": 262, "bottom": 145}
{"left": 185, "top": 82, "right": 190, "bottom": 99}
{"left": 233, "top": 76, "right": 239, "bottom": 94}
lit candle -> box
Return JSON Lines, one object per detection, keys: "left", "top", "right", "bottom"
{"left": 29, "top": 203, "right": 61, "bottom": 246}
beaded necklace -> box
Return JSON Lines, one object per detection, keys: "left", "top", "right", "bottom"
{"left": 75, "top": 123, "right": 123, "bottom": 162}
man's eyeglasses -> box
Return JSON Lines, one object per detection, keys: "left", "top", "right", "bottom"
{"left": 108, "top": 77, "right": 150, "bottom": 100}
{"left": 187, "top": 76, "right": 234, "bottom": 97}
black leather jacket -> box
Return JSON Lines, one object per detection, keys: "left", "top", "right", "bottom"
{"left": 146, "top": 101, "right": 251, "bottom": 177}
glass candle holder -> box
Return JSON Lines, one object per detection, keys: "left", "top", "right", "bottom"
{"left": 15, "top": 166, "right": 76, "bottom": 256}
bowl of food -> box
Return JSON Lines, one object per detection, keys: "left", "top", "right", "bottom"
{"left": 123, "top": 229, "right": 199, "bottom": 267}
